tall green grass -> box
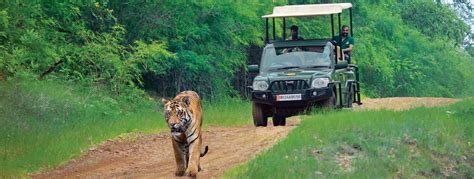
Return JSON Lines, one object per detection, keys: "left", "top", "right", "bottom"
{"left": 225, "top": 99, "right": 473, "bottom": 178}
{"left": 202, "top": 98, "right": 252, "bottom": 127}
{"left": 0, "top": 79, "right": 164, "bottom": 177}
{"left": 0, "top": 79, "right": 252, "bottom": 177}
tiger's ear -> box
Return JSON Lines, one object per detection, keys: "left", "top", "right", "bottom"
{"left": 182, "top": 96, "right": 191, "bottom": 107}
{"left": 161, "top": 98, "right": 170, "bottom": 105}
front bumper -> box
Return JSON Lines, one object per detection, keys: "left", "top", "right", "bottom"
{"left": 251, "top": 85, "right": 334, "bottom": 107}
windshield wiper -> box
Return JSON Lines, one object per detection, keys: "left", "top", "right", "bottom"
{"left": 270, "top": 66, "right": 300, "bottom": 71}
{"left": 304, "top": 65, "right": 330, "bottom": 69}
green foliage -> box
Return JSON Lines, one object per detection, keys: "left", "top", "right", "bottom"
{"left": 398, "top": 0, "right": 469, "bottom": 45}
{"left": 225, "top": 99, "right": 474, "bottom": 178}
{"left": 0, "top": 1, "right": 133, "bottom": 94}
{"left": 109, "top": 0, "right": 264, "bottom": 98}
{"left": 350, "top": 0, "right": 474, "bottom": 97}
{"left": 131, "top": 41, "right": 175, "bottom": 77}
{"left": 0, "top": 78, "right": 162, "bottom": 177}
{"left": 1, "top": 0, "right": 472, "bottom": 98}
{"left": 465, "top": 45, "right": 474, "bottom": 57}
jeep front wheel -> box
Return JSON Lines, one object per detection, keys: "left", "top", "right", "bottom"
{"left": 321, "top": 92, "right": 336, "bottom": 109}
{"left": 272, "top": 115, "right": 286, "bottom": 126}
{"left": 252, "top": 102, "right": 268, "bottom": 127}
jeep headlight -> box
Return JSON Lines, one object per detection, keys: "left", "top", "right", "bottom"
{"left": 311, "top": 78, "right": 330, "bottom": 88}
{"left": 253, "top": 81, "right": 269, "bottom": 91}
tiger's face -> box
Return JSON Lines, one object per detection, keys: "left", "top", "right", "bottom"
{"left": 162, "top": 97, "right": 192, "bottom": 134}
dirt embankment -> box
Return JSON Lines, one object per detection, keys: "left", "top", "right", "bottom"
{"left": 353, "top": 97, "right": 460, "bottom": 111}
{"left": 32, "top": 97, "right": 460, "bottom": 178}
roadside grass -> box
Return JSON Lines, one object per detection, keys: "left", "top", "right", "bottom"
{"left": 224, "top": 98, "right": 473, "bottom": 178}
{"left": 0, "top": 79, "right": 252, "bottom": 177}
{"left": 203, "top": 98, "right": 252, "bottom": 128}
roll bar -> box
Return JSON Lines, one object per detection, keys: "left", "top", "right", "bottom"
{"left": 262, "top": 3, "right": 354, "bottom": 64}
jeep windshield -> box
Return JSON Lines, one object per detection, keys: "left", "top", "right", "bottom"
{"left": 260, "top": 43, "right": 333, "bottom": 73}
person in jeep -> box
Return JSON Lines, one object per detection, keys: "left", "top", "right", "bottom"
{"left": 332, "top": 25, "right": 354, "bottom": 60}
{"left": 288, "top": 25, "right": 304, "bottom": 41}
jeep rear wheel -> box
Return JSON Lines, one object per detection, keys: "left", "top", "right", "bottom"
{"left": 346, "top": 83, "right": 354, "bottom": 108}
{"left": 252, "top": 102, "right": 268, "bottom": 127}
{"left": 272, "top": 115, "right": 286, "bottom": 126}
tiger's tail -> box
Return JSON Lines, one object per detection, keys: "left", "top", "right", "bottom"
{"left": 200, "top": 146, "right": 209, "bottom": 157}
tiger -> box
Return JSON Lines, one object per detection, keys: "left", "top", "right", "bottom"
{"left": 161, "top": 91, "right": 208, "bottom": 177}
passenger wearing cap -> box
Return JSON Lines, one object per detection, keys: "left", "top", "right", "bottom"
{"left": 287, "top": 25, "right": 304, "bottom": 41}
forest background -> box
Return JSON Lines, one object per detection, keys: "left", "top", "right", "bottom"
{"left": 1, "top": 0, "right": 473, "bottom": 100}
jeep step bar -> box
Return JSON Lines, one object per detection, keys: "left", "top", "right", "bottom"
{"left": 333, "top": 65, "right": 362, "bottom": 108}
{"left": 350, "top": 64, "right": 362, "bottom": 105}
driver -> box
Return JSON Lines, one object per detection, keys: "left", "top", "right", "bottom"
{"left": 282, "top": 25, "right": 304, "bottom": 53}
{"left": 288, "top": 25, "right": 304, "bottom": 41}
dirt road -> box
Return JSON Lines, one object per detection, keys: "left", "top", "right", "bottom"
{"left": 32, "top": 97, "right": 460, "bottom": 178}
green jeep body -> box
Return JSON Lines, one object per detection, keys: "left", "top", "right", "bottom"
{"left": 250, "top": 3, "right": 361, "bottom": 126}
{"left": 249, "top": 39, "right": 359, "bottom": 126}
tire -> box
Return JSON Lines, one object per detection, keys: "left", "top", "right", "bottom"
{"left": 346, "top": 83, "right": 354, "bottom": 108}
{"left": 252, "top": 102, "right": 268, "bottom": 127}
{"left": 272, "top": 115, "right": 286, "bottom": 126}
{"left": 321, "top": 91, "right": 336, "bottom": 109}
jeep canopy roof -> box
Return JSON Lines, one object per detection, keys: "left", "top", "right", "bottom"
{"left": 262, "top": 3, "right": 352, "bottom": 18}
{"left": 262, "top": 3, "right": 354, "bottom": 63}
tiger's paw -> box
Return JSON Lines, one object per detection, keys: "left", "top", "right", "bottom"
{"left": 185, "top": 169, "right": 198, "bottom": 177}
{"left": 175, "top": 170, "right": 186, "bottom": 176}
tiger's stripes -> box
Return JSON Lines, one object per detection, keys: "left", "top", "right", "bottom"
{"left": 162, "top": 91, "right": 208, "bottom": 177}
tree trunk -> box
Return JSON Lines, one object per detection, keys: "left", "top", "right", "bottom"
{"left": 38, "top": 60, "right": 64, "bottom": 79}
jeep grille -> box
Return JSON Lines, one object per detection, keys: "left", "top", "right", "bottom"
{"left": 270, "top": 80, "right": 310, "bottom": 92}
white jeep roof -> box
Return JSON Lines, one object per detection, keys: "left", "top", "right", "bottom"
{"left": 262, "top": 3, "right": 352, "bottom": 18}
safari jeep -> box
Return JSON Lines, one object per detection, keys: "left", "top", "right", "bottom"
{"left": 248, "top": 3, "right": 362, "bottom": 126}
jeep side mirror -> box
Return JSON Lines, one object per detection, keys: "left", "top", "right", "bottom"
{"left": 335, "top": 61, "right": 348, "bottom": 69}
{"left": 248, "top": 65, "right": 259, "bottom": 73}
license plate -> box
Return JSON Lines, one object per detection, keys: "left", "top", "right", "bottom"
{"left": 276, "top": 94, "right": 302, "bottom": 101}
